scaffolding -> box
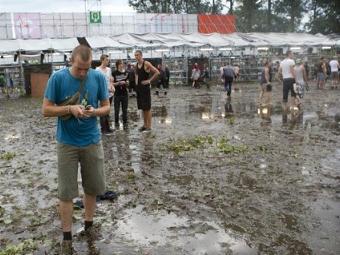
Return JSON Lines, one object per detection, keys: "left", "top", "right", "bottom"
{"left": 0, "top": 12, "right": 198, "bottom": 40}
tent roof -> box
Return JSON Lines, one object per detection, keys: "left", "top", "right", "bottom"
{"left": 0, "top": 38, "right": 79, "bottom": 53}
{"left": 85, "top": 36, "right": 125, "bottom": 49}
{"left": 0, "top": 33, "right": 338, "bottom": 54}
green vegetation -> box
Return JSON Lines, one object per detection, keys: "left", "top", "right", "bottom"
{"left": 217, "top": 137, "right": 247, "bottom": 154}
{"left": 0, "top": 152, "right": 16, "bottom": 161}
{"left": 128, "top": 0, "right": 339, "bottom": 33}
{"left": 167, "top": 135, "right": 247, "bottom": 155}
{"left": 0, "top": 239, "right": 38, "bottom": 255}
{"left": 228, "top": 116, "right": 235, "bottom": 125}
{"left": 167, "top": 135, "right": 213, "bottom": 154}
{"left": 127, "top": 172, "right": 135, "bottom": 181}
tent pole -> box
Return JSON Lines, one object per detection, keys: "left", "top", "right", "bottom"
{"left": 18, "top": 51, "right": 24, "bottom": 94}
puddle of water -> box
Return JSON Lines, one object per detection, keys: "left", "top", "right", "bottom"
{"left": 4, "top": 134, "right": 21, "bottom": 141}
{"left": 1, "top": 85, "right": 340, "bottom": 254}
{"left": 116, "top": 205, "right": 187, "bottom": 246}
{"left": 115, "top": 205, "right": 256, "bottom": 254}
{"left": 320, "top": 148, "right": 340, "bottom": 186}
{"left": 308, "top": 197, "right": 340, "bottom": 255}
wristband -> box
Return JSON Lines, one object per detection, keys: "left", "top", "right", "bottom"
{"left": 67, "top": 105, "right": 71, "bottom": 114}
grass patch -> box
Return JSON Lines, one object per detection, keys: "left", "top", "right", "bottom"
{"left": 0, "top": 152, "right": 16, "bottom": 161}
{"left": 167, "top": 135, "right": 213, "bottom": 154}
{"left": 0, "top": 239, "right": 38, "bottom": 255}
{"left": 217, "top": 137, "right": 247, "bottom": 154}
{"left": 167, "top": 135, "right": 247, "bottom": 155}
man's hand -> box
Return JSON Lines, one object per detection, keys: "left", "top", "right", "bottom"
{"left": 109, "top": 84, "right": 115, "bottom": 93}
{"left": 70, "top": 105, "right": 87, "bottom": 118}
{"left": 305, "top": 83, "right": 310, "bottom": 91}
{"left": 141, "top": 80, "right": 150, "bottom": 85}
{"left": 82, "top": 106, "right": 96, "bottom": 118}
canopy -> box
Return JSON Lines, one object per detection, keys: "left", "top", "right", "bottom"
{"left": 0, "top": 32, "right": 337, "bottom": 54}
{"left": 0, "top": 38, "right": 79, "bottom": 53}
{"left": 85, "top": 36, "right": 126, "bottom": 49}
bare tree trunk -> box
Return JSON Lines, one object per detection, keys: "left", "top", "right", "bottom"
{"left": 185, "top": 0, "right": 189, "bottom": 13}
{"left": 227, "top": 0, "right": 234, "bottom": 14}
{"left": 289, "top": 2, "right": 295, "bottom": 32}
{"left": 247, "top": 1, "right": 256, "bottom": 32}
{"left": 312, "top": 0, "right": 317, "bottom": 22}
{"left": 267, "top": 0, "right": 272, "bottom": 31}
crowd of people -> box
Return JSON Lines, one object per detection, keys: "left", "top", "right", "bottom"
{"left": 217, "top": 52, "right": 339, "bottom": 114}
{"left": 265, "top": 52, "right": 338, "bottom": 112}
{"left": 0, "top": 71, "right": 15, "bottom": 96}
{"left": 83, "top": 50, "right": 162, "bottom": 134}
{"left": 41, "top": 44, "right": 339, "bottom": 254}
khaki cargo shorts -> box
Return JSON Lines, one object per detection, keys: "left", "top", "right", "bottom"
{"left": 57, "top": 142, "right": 105, "bottom": 200}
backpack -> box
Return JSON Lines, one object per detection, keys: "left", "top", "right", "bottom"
{"left": 222, "top": 66, "right": 234, "bottom": 79}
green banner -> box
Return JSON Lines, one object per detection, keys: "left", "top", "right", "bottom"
{"left": 89, "top": 11, "right": 101, "bottom": 24}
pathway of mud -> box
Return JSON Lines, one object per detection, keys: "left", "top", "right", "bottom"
{"left": 0, "top": 82, "right": 339, "bottom": 254}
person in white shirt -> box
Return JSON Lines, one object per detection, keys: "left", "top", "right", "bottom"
{"left": 279, "top": 50, "right": 296, "bottom": 111}
{"left": 294, "top": 59, "right": 308, "bottom": 107}
{"left": 96, "top": 54, "right": 115, "bottom": 133}
{"left": 329, "top": 56, "right": 339, "bottom": 89}
{"left": 191, "top": 63, "right": 201, "bottom": 88}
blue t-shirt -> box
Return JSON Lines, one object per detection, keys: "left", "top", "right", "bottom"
{"left": 44, "top": 68, "right": 108, "bottom": 147}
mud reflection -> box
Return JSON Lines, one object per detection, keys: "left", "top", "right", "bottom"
{"left": 1, "top": 84, "right": 340, "bottom": 254}
{"left": 116, "top": 205, "right": 256, "bottom": 254}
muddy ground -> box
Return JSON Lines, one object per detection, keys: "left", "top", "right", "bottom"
{"left": 0, "top": 81, "right": 339, "bottom": 255}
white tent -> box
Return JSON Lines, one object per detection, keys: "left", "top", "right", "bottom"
{"left": 0, "top": 38, "right": 79, "bottom": 53}
{"left": 85, "top": 36, "right": 126, "bottom": 49}
{"left": 0, "top": 40, "right": 21, "bottom": 53}
{"left": 49, "top": 38, "right": 79, "bottom": 52}
{"left": 0, "top": 32, "right": 338, "bottom": 54}
{"left": 243, "top": 33, "right": 335, "bottom": 47}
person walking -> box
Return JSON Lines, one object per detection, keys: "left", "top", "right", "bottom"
{"left": 201, "top": 66, "right": 210, "bottom": 89}
{"left": 220, "top": 62, "right": 236, "bottom": 97}
{"left": 42, "top": 45, "right": 110, "bottom": 254}
{"left": 155, "top": 64, "right": 166, "bottom": 96}
{"left": 316, "top": 57, "right": 327, "bottom": 90}
{"left": 329, "top": 56, "right": 339, "bottom": 89}
{"left": 164, "top": 64, "right": 170, "bottom": 89}
{"left": 191, "top": 63, "right": 201, "bottom": 88}
{"left": 294, "top": 58, "right": 308, "bottom": 107}
{"left": 259, "top": 60, "right": 271, "bottom": 105}
{"left": 0, "top": 73, "right": 5, "bottom": 94}
{"left": 279, "top": 50, "right": 296, "bottom": 111}
{"left": 233, "top": 64, "right": 240, "bottom": 90}
{"left": 96, "top": 54, "right": 115, "bottom": 133}
{"left": 127, "top": 63, "right": 136, "bottom": 97}
{"left": 134, "top": 50, "right": 160, "bottom": 132}
{"left": 112, "top": 59, "right": 129, "bottom": 129}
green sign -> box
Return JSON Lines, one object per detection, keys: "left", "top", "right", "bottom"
{"left": 89, "top": 11, "right": 101, "bottom": 23}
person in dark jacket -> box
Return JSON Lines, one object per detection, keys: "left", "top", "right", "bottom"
{"left": 113, "top": 59, "right": 129, "bottom": 129}
{"left": 155, "top": 64, "right": 167, "bottom": 96}
{"left": 164, "top": 64, "right": 170, "bottom": 89}
{"left": 127, "top": 63, "right": 136, "bottom": 97}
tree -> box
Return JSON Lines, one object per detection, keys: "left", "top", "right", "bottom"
{"left": 267, "top": 0, "right": 272, "bottom": 32}
{"left": 234, "top": 0, "right": 263, "bottom": 32}
{"left": 305, "top": 0, "right": 340, "bottom": 34}
{"left": 226, "top": 0, "right": 235, "bottom": 14}
{"left": 273, "top": 0, "right": 307, "bottom": 32}
{"left": 128, "top": 0, "right": 338, "bottom": 34}
{"left": 128, "top": 0, "right": 224, "bottom": 14}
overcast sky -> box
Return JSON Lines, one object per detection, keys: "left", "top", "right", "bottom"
{"left": 0, "top": 0, "right": 135, "bottom": 14}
